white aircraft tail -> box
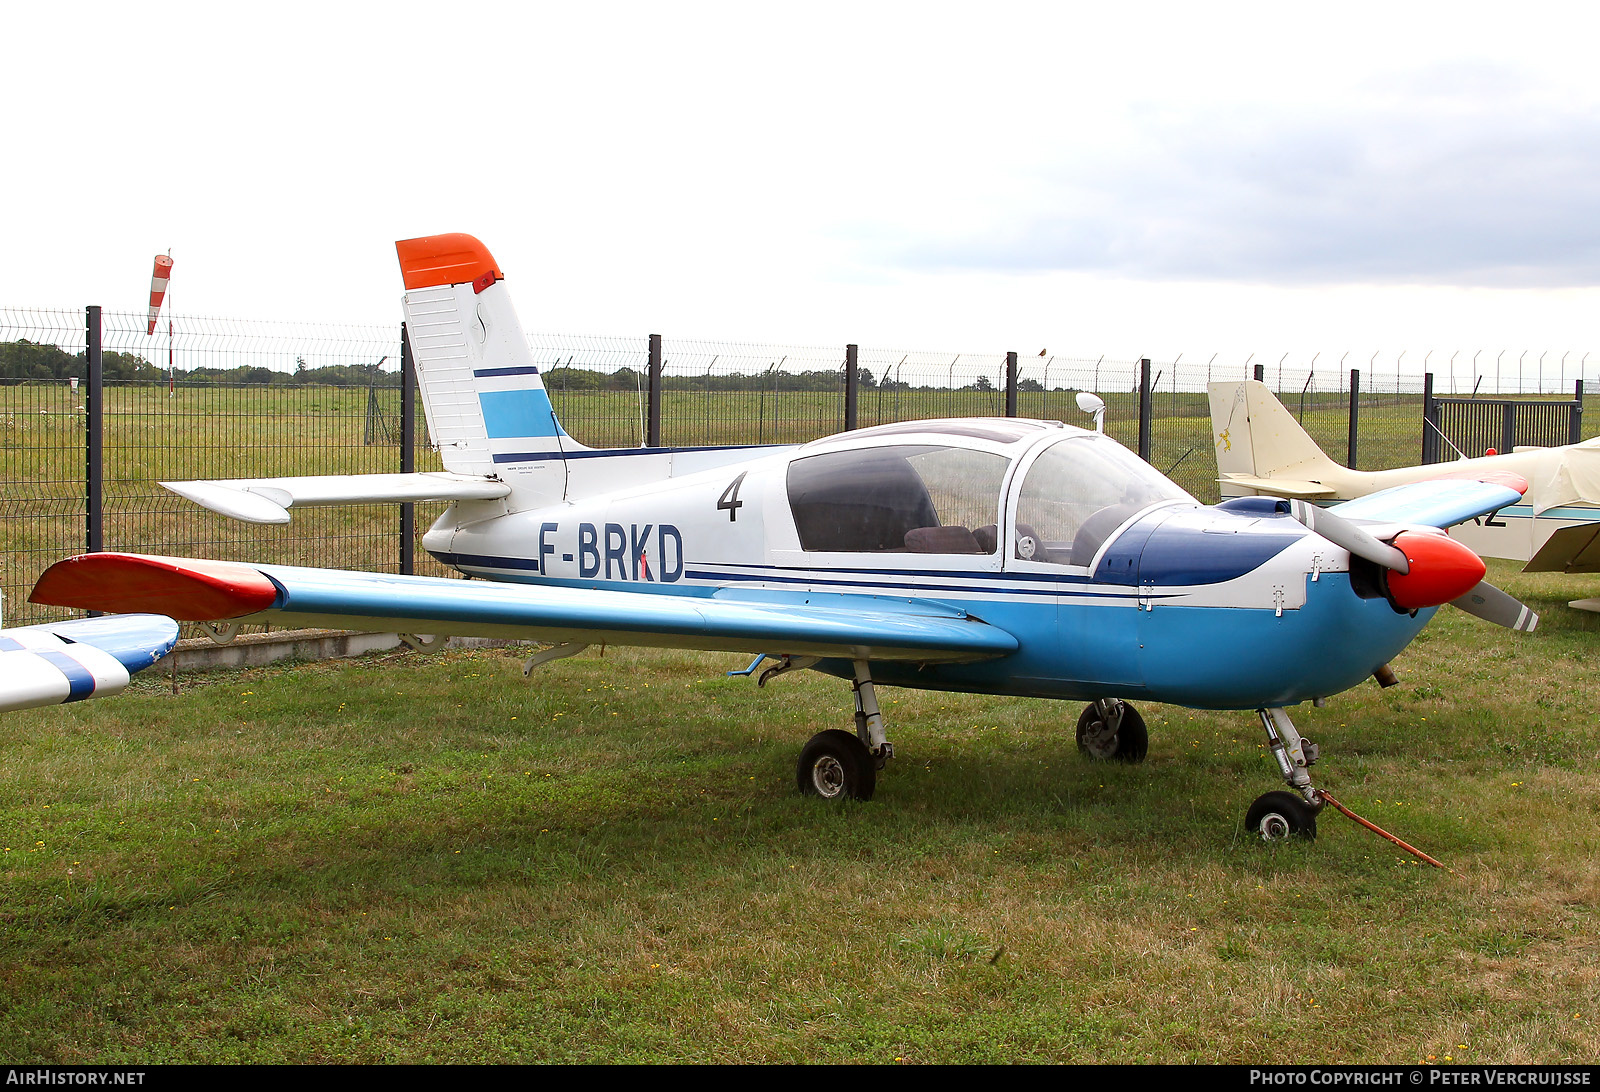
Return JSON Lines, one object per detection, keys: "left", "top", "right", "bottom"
{"left": 398, "top": 233, "right": 581, "bottom": 512}
{"left": 165, "top": 234, "right": 771, "bottom": 526}
{"left": 1206, "top": 380, "right": 1363, "bottom": 499}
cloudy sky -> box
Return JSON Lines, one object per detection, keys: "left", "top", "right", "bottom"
{"left": 7, "top": 1, "right": 1600, "bottom": 383}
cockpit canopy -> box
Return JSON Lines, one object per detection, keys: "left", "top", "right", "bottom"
{"left": 1014, "top": 435, "right": 1194, "bottom": 564}
{"left": 785, "top": 429, "right": 1194, "bottom": 562}
{"left": 788, "top": 444, "right": 1010, "bottom": 554}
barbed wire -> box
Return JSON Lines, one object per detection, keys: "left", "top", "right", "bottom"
{"left": 3, "top": 305, "right": 1594, "bottom": 395}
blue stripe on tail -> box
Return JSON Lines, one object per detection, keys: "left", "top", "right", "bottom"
{"left": 478, "top": 389, "right": 565, "bottom": 440}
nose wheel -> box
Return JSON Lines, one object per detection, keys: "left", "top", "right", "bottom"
{"left": 1246, "top": 707, "right": 1324, "bottom": 841}
{"left": 1245, "top": 790, "right": 1319, "bottom": 841}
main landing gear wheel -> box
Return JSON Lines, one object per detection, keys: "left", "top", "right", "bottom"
{"left": 1245, "top": 790, "right": 1319, "bottom": 842}
{"left": 1076, "top": 701, "right": 1148, "bottom": 763}
{"left": 797, "top": 729, "right": 877, "bottom": 801}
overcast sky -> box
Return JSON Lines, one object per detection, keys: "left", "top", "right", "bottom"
{"left": 7, "top": 1, "right": 1600, "bottom": 383}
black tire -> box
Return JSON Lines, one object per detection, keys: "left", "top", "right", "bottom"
{"left": 1244, "top": 790, "right": 1318, "bottom": 841}
{"left": 796, "top": 729, "right": 877, "bottom": 801}
{"left": 1075, "top": 701, "right": 1148, "bottom": 763}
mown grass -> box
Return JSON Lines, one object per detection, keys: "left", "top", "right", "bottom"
{"left": 1, "top": 560, "right": 1596, "bottom": 1064}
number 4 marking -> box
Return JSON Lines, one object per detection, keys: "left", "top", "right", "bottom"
{"left": 718, "top": 472, "right": 748, "bottom": 521}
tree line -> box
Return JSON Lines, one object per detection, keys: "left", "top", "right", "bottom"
{"left": 542, "top": 364, "right": 1031, "bottom": 393}
{"left": 2, "top": 340, "right": 1032, "bottom": 393}
{"left": 0, "top": 341, "right": 402, "bottom": 387}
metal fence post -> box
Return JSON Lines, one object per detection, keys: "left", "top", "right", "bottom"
{"left": 1573, "top": 380, "right": 1585, "bottom": 445}
{"left": 400, "top": 322, "right": 416, "bottom": 575}
{"left": 1347, "top": 368, "right": 1360, "bottom": 469}
{"left": 1005, "top": 351, "right": 1018, "bottom": 417}
{"left": 844, "top": 344, "right": 858, "bottom": 430}
{"left": 1138, "top": 357, "right": 1152, "bottom": 462}
{"left": 1421, "top": 372, "right": 1435, "bottom": 464}
{"left": 85, "top": 305, "right": 103, "bottom": 556}
{"left": 647, "top": 334, "right": 662, "bottom": 447}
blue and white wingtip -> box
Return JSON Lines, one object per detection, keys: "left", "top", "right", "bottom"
{"left": 0, "top": 614, "right": 180, "bottom": 713}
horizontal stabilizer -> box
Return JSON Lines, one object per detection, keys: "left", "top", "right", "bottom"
{"left": 1218, "top": 474, "right": 1338, "bottom": 500}
{"left": 31, "top": 554, "right": 1020, "bottom": 665}
{"left": 0, "top": 614, "right": 179, "bottom": 713}
{"left": 162, "top": 473, "right": 511, "bottom": 524}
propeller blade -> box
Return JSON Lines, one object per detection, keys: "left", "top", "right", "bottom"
{"left": 1288, "top": 500, "right": 1409, "bottom": 573}
{"left": 1450, "top": 581, "right": 1539, "bottom": 631}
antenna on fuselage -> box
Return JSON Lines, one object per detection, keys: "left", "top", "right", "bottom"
{"left": 1075, "top": 391, "right": 1106, "bottom": 433}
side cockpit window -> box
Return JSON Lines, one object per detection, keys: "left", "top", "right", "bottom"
{"left": 787, "top": 445, "right": 1010, "bottom": 554}
{"left": 1015, "top": 436, "right": 1194, "bottom": 565}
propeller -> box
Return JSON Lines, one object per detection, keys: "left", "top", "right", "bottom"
{"left": 1287, "top": 500, "right": 1539, "bottom": 630}
{"left": 1287, "top": 500, "right": 1409, "bottom": 573}
{"left": 1451, "top": 581, "right": 1539, "bottom": 632}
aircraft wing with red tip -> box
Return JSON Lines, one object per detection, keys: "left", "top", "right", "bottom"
{"left": 31, "top": 553, "right": 1019, "bottom": 665}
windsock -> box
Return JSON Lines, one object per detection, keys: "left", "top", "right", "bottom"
{"left": 146, "top": 254, "right": 174, "bottom": 335}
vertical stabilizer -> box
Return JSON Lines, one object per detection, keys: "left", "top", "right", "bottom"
{"left": 397, "top": 234, "right": 580, "bottom": 512}
{"left": 1207, "top": 380, "right": 1358, "bottom": 498}
{"left": 1207, "top": 381, "right": 1257, "bottom": 481}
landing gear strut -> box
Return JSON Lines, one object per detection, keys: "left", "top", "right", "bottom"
{"left": 1246, "top": 706, "right": 1324, "bottom": 841}
{"left": 795, "top": 660, "right": 893, "bottom": 802}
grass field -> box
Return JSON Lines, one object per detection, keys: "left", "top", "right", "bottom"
{"left": 1, "top": 560, "right": 1596, "bottom": 1064}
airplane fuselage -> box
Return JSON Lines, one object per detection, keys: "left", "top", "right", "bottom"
{"left": 421, "top": 423, "right": 1430, "bottom": 711}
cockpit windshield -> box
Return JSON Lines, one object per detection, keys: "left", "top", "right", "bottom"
{"left": 1015, "top": 435, "right": 1195, "bottom": 565}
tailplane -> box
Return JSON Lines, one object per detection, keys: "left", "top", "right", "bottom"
{"left": 163, "top": 233, "right": 776, "bottom": 528}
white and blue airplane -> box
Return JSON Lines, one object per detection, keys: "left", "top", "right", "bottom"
{"left": 31, "top": 234, "right": 1538, "bottom": 841}
{"left": 0, "top": 612, "right": 179, "bottom": 713}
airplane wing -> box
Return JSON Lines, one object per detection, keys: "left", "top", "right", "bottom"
{"left": 162, "top": 473, "right": 511, "bottom": 525}
{"left": 0, "top": 613, "right": 179, "bottom": 713}
{"left": 31, "top": 554, "right": 1019, "bottom": 664}
{"left": 1326, "top": 479, "right": 1526, "bottom": 529}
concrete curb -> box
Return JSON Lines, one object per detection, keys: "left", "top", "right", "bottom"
{"left": 156, "top": 629, "right": 531, "bottom": 673}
